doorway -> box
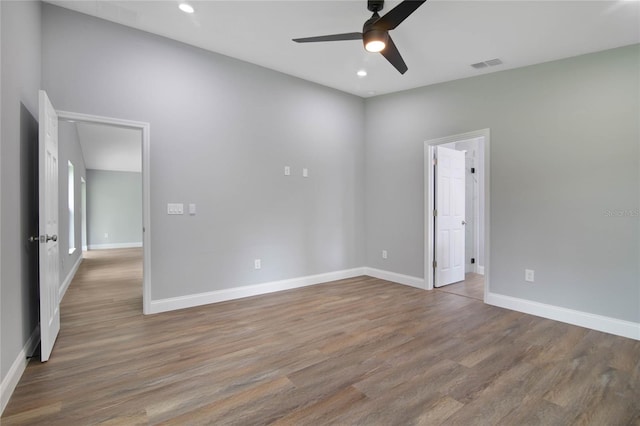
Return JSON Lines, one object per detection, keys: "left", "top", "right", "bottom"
{"left": 57, "top": 110, "right": 151, "bottom": 314}
{"left": 424, "top": 129, "right": 490, "bottom": 300}
{"left": 81, "top": 177, "right": 87, "bottom": 252}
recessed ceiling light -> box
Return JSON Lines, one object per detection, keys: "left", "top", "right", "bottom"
{"left": 179, "top": 3, "right": 194, "bottom": 14}
{"left": 357, "top": 69, "right": 367, "bottom": 77}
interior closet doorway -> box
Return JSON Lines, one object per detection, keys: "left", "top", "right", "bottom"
{"left": 424, "top": 129, "right": 490, "bottom": 300}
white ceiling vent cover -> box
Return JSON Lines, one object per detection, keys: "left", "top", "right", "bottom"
{"left": 471, "top": 62, "right": 488, "bottom": 69}
{"left": 485, "top": 58, "right": 503, "bottom": 66}
{"left": 471, "top": 58, "right": 503, "bottom": 69}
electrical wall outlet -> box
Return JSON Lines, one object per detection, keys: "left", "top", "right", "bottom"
{"left": 382, "top": 250, "right": 388, "bottom": 259}
{"left": 525, "top": 269, "right": 535, "bottom": 282}
{"left": 104, "top": 232, "right": 109, "bottom": 239}
{"left": 284, "top": 166, "right": 290, "bottom": 176}
{"left": 254, "top": 259, "right": 261, "bottom": 270}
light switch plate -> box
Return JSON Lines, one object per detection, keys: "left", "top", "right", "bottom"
{"left": 168, "top": 203, "right": 184, "bottom": 215}
{"left": 189, "top": 203, "right": 196, "bottom": 215}
{"left": 302, "top": 168, "right": 308, "bottom": 178}
{"left": 284, "top": 166, "right": 291, "bottom": 176}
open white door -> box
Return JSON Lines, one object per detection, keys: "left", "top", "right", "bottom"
{"left": 38, "top": 90, "right": 60, "bottom": 361}
{"left": 434, "top": 145, "right": 465, "bottom": 287}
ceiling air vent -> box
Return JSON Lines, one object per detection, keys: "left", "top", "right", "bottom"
{"left": 471, "top": 58, "right": 503, "bottom": 69}
{"left": 471, "top": 62, "right": 488, "bottom": 69}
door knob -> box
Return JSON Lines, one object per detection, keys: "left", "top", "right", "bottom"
{"left": 46, "top": 234, "right": 58, "bottom": 242}
{"left": 462, "top": 220, "right": 467, "bottom": 225}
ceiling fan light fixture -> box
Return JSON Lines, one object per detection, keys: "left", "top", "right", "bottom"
{"left": 292, "top": 0, "right": 427, "bottom": 74}
{"left": 364, "top": 30, "right": 388, "bottom": 53}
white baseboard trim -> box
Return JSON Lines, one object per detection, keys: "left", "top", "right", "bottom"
{"left": 476, "top": 265, "right": 485, "bottom": 275}
{"left": 87, "top": 242, "right": 142, "bottom": 250}
{"left": 1, "top": 326, "right": 40, "bottom": 415}
{"left": 149, "top": 267, "right": 367, "bottom": 314}
{"left": 486, "top": 292, "right": 640, "bottom": 341}
{"left": 59, "top": 255, "right": 83, "bottom": 300}
{"left": 364, "top": 267, "right": 425, "bottom": 290}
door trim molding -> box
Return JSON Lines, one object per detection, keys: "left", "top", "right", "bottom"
{"left": 56, "top": 111, "right": 152, "bottom": 314}
{"left": 424, "top": 129, "right": 490, "bottom": 299}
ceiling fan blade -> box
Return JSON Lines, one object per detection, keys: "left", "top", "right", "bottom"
{"left": 292, "top": 33, "right": 363, "bottom": 43}
{"left": 380, "top": 35, "right": 408, "bottom": 74}
{"left": 375, "top": 0, "right": 427, "bottom": 31}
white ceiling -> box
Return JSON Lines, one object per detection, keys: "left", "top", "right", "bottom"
{"left": 74, "top": 121, "right": 142, "bottom": 172}
{"left": 46, "top": 0, "right": 640, "bottom": 98}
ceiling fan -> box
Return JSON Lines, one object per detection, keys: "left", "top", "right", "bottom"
{"left": 292, "top": 0, "right": 427, "bottom": 75}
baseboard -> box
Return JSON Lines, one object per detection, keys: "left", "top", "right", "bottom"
{"left": 486, "top": 292, "right": 640, "bottom": 341}
{"left": 59, "top": 255, "right": 83, "bottom": 300}
{"left": 476, "top": 265, "right": 485, "bottom": 275}
{"left": 87, "top": 242, "right": 142, "bottom": 250}
{"left": 1, "top": 326, "right": 40, "bottom": 415}
{"left": 149, "top": 267, "right": 367, "bottom": 314}
{"left": 364, "top": 267, "right": 425, "bottom": 290}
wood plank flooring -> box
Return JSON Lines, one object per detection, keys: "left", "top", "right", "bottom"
{"left": 3, "top": 248, "right": 639, "bottom": 425}
{"left": 435, "top": 273, "right": 484, "bottom": 301}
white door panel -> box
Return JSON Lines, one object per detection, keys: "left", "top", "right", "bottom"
{"left": 38, "top": 90, "right": 60, "bottom": 362}
{"left": 435, "top": 146, "right": 465, "bottom": 287}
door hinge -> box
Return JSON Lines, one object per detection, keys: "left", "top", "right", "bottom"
{"left": 471, "top": 258, "right": 475, "bottom": 264}
{"left": 433, "top": 209, "right": 437, "bottom": 217}
{"left": 471, "top": 167, "right": 475, "bottom": 174}
{"left": 433, "top": 158, "right": 438, "bottom": 166}
{"left": 433, "top": 260, "right": 437, "bottom": 268}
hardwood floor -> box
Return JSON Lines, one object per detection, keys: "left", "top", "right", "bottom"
{"left": 3, "top": 249, "right": 639, "bottom": 425}
{"left": 435, "top": 273, "right": 484, "bottom": 301}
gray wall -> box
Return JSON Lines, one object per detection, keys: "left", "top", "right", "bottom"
{"left": 365, "top": 44, "right": 639, "bottom": 322}
{"left": 86, "top": 169, "right": 142, "bottom": 247}
{"left": 58, "top": 120, "right": 86, "bottom": 283}
{"left": 42, "top": 4, "right": 366, "bottom": 300}
{"left": 0, "top": 0, "right": 41, "bottom": 382}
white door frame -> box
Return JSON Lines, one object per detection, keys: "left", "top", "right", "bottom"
{"left": 424, "top": 129, "right": 490, "bottom": 300}
{"left": 57, "top": 110, "right": 152, "bottom": 314}
{"left": 81, "top": 177, "right": 87, "bottom": 251}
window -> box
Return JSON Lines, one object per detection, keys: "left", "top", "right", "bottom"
{"left": 68, "top": 161, "right": 75, "bottom": 254}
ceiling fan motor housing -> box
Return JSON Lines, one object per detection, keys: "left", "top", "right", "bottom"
{"left": 368, "top": 0, "right": 384, "bottom": 13}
